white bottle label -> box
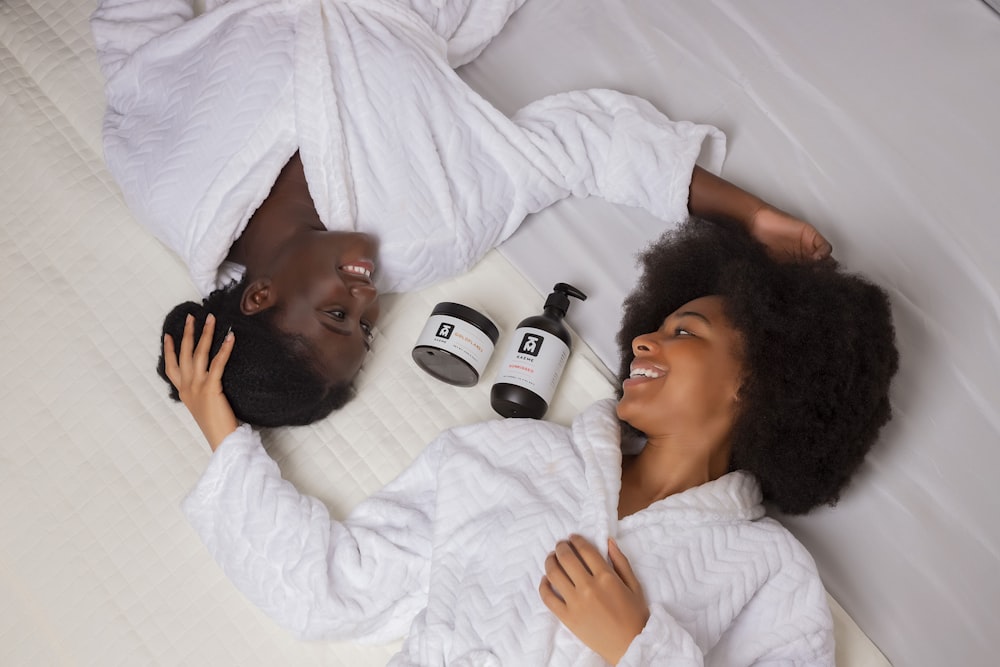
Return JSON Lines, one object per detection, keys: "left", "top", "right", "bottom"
{"left": 415, "top": 314, "right": 496, "bottom": 376}
{"left": 494, "top": 327, "right": 570, "bottom": 403}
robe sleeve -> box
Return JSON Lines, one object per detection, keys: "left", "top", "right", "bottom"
{"left": 618, "top": 597, "right": 835, "bottom": 667}
{"left": 181, "top": 424, "right": 439, "bottom": 643}
{"left": 752, "top": 629, "right": 835, "bottom": 666}
{"left": 507, "top": 88, "right": 726, "bottom": 228}
{"left": 393, "top": 0, "right": 529, "bottom": 66}
{"left": 618, "top": 580, "right": 835, "bottom": 666}
{"left": 617, "top": 604, "right": 704, "bottom": 667}
{"left": 90, "top": 0, "right": 195, "bottom": 79}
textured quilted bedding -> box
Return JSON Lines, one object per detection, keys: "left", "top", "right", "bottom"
{"left": 9, "top": 0, "right": 996, "bottom": 665}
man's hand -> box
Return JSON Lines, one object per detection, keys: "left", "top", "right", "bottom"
{"left": 162, "top": 313, "right": 239, "bottom": 451}
{"left": 539, "top": 535, "right": 649, "bottom": 665}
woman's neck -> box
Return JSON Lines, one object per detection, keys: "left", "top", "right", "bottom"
{"left": 227, "top": 151, "right": 323, "bottom": 272}
{"left": 618, "top": 435, "right": 731, "bottom": 519}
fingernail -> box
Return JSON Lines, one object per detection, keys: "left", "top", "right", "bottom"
{"left": 186, "top": 314, "right": 193, "bottom": 324}
{"left": 225, "top": 327, "right": 234, "bottom": 341}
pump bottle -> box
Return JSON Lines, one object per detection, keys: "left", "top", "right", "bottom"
{"left": 491, "top": 283, "right": 587, "bottom": 419}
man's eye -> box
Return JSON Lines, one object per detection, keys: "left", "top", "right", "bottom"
{"left": 326, "top": 310, "right": 346, "bottom": 321}
{"left": 361, "top": 321, "right": 374, "bottom": 342}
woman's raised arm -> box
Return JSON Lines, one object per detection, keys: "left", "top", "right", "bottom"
{"left": 688, "top": 166, "right": 833, "bottom": 262}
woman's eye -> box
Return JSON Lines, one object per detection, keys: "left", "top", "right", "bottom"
{"left": 674, "top": 327, "right": 694, "bottom": 337}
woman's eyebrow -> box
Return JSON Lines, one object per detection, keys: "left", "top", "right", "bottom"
{"left": 674, "top": 310, "right": 711, "bottom": 325}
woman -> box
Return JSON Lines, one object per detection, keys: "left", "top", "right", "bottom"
{"left": 93, "top": 0, "right": 831, "bottom": 427}
{"left": 166, "top": 218, "right": 897, "bottom": 665}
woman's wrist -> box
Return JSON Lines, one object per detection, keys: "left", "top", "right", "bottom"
{"left": 205, "top": 419, "right": 239, "bottom": 452}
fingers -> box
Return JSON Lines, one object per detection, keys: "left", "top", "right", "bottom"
{"left": 194, "top": 313, "right": 216, "bottom": 369}
{"left": 568, "top": 534, "right": 607, "bottom": 575}
{"left": 544, "top": 549, "right": 575, "bottom": 595}
{"left": 608, "top": 538, "right": 642, "bottom": 595}
{"left": 165, "top": 313, "right": 233, "bottom": 386}
{"left": 162, "top": 334, "right": 180, "bottom": 387}
{"left": 810, "top": 230, "right": 833, "bottom": 261}
{"left": 544, "top": 535, "right": 612, "bottom": 598}
{"left": 555, "top": 539, "right": 594, "bottom": 585}
{"left": 538, "top": 576, "right": 566, "bottom": 613}
{"left": 178, "top": 313, "right": 196, "bottom": 375}
{"left": 208, "top": 327, "right": 236, "bottom": 381}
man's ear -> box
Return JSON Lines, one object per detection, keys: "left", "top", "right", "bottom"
{"left": 240, "top": 278, "right": 277, "bottom": 315}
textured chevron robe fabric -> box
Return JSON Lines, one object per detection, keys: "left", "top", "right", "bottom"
{"left": 183, "top": 399, "right": 835, "bottom": 666}
{"left": 91, "top": 0, "right": 726, "bottom": 297}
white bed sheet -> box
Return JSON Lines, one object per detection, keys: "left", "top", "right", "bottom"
{"left": 4, "top": 0, "right": 985, "bottom": 665}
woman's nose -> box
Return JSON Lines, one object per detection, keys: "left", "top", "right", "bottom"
{"left": 349, "top": 283, "right": 378, "bottom": 305}
{"left": 632, "top": 333, "right": 657, "bottom": 355}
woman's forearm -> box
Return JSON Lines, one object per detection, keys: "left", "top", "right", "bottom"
{"left": 687, "top": 165, "right": 767, "bottom": 226}
{"left": 687, "top": 166, "right": 832, "bottom": 261}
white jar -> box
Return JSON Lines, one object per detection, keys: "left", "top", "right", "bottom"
{"left": 412, "top": 302, "right": 499, "bottom": 387}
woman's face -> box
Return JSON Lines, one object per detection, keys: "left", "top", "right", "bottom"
{"left": 249, "top": 230, "right": 381, "bottom": 386}
{"left": 616, "top": 295, "right": 744, "bottom": 443}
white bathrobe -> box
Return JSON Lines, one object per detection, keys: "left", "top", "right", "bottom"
{"left": 91, "top": 0, "right": 726, "bottom": 296}
{"left": 183, "top": 399, "right": 835, "bottom": 666}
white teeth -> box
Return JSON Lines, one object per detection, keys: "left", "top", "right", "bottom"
{"left": 630, "top": 367, "right": 664, "bottom": 379}
{"left": 342, "top": 265, "right": 372, "bottom": 278}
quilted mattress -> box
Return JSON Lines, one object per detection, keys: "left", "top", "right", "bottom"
{"left": 3, "top": 0, "right": 997, "bottom": 666}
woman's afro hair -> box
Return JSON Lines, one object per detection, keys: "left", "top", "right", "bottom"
{"left": 616, "top": 218, "right": 899, "bottom": 514}
{"left": 157, "top": 279, "right": 354, "bottom": 428}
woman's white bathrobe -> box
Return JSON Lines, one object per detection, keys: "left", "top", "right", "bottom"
{"left": 91, "top": 0, "right": 725, "bottom": 296}
{"left": 183, "top": 399, "right": 835, "bottom": 666}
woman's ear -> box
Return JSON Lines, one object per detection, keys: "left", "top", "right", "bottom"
{"left": 240, "top": 278, "right": 277, "bottom": 315}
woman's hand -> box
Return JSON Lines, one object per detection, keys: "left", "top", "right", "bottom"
{"left": 539, "top": 535, "right": 649, "bottom": 665}
{"left": 162, "top": 313, "right": 239, "bottom": 451}
{"left": 688, "top": 166, "right": 832, "bottom": 262}
{"left": 747, "top": 204, "right": 833, "bottom": 263}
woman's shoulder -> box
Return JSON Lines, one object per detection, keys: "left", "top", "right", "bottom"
{"left": 740, "top": 514, "right": 826, "bottom": 589}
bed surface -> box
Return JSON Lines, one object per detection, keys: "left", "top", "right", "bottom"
{"left": 2, "top": 1, "right": 997, "bottom": 666}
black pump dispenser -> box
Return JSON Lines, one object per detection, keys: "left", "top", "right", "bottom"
{"left": 542, "top": 283, "right": 586, "bottom": 322}
{"left": 491, "top": 283, "right": 587, "bottom": 419}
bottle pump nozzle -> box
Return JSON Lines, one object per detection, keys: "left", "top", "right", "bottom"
{"left": 543, "top": 283, "right": 587, "bottom": 317}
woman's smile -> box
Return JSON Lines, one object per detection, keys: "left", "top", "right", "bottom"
{"left": 339, "top": 261, "right": 375, "bottom": 280}
{"left": 623, "top": 361, "right": 667, "bottom": 388}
